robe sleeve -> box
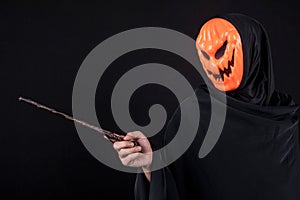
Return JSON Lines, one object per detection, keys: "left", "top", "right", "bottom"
{"left": 135, "top": 167, "right": 180, "bottom": 200}
{"left": 134, "top": 105, "right": 182, "bottom": 200}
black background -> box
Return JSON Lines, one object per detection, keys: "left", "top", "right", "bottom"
{"left": 2, "top": 0, "right": 300, "bottom": 199}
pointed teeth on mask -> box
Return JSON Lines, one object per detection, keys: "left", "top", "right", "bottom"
{"left": 220, "top": 73, "right": 224, "bottom": 81}
{"left": 218, "top": 61, "right": 233, "bottom": 79}
{"left": 213, "top": 74, "right": 221, "bottom": 79}
{"left": 215, "top": 49, "right": 235, "bottom": 81}
{"left": 219, "top": 63, "right": 225, "bottom": 71}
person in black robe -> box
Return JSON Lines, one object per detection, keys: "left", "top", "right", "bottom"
{"left": 113, "top": 13, "right": 300, "bottom": 200}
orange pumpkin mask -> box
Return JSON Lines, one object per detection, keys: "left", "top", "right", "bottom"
{"left": 196, "top": 18, "right": 243, "bottom": 91}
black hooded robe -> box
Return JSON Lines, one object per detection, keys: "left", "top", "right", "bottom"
{"left": 134, "top": 13, "right": 300, "bottom": 200}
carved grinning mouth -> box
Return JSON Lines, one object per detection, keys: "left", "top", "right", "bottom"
{"left": 207, "top": 49, "right": 235, "bottom": 82}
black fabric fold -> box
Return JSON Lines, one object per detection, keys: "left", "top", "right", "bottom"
{"left": 134, "top": 13, "right": 300, "bottom": 200}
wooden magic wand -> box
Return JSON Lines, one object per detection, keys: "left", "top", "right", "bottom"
{"left": 18, "top": 96, "right": 138, "bottom": 145}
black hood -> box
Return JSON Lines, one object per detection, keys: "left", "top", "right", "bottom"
{"left": 220, "top": 13, "right": 274, "bottom": 105}
{"left": 197, "top": 13, "right": 298, "bottom": 125}
{"left": 200, "top": 13, "right": 296, "bottom": 108}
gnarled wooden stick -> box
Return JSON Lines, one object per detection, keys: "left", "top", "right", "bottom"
{"left": 18, "top": 96, "right": 134, "bottom": 144}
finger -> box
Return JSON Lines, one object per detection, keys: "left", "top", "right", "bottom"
{"left": 125, "top": 131, "right": 152, "bottom": 153}
{"left": 121, "top": 152, "right": 142, "bottom": 167}
{"left": 119, "top": 146, "right": 142, "bottom": 158}
{"left": 124, "top": 131, "right": 146, "bottom": 140}
{"left": 113, "top": 141, "right": 135, "bottom": 151}
{"left": 121, "top": 151, "right": 152, "bottom": 167}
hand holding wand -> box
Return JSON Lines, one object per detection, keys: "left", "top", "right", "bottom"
{"left": 18, "top": 96, "right": 138, "bottom": 146}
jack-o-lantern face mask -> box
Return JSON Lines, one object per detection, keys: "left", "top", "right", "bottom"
{"left": 196, "top": 18, "right": 243, "bottom": 91}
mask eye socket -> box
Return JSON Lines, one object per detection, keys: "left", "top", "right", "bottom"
{"left": 215, "top": 40, "right": 228, "bottom": 59}
{"left": 201, "top": 50, "right": 210, "bottom": 60}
